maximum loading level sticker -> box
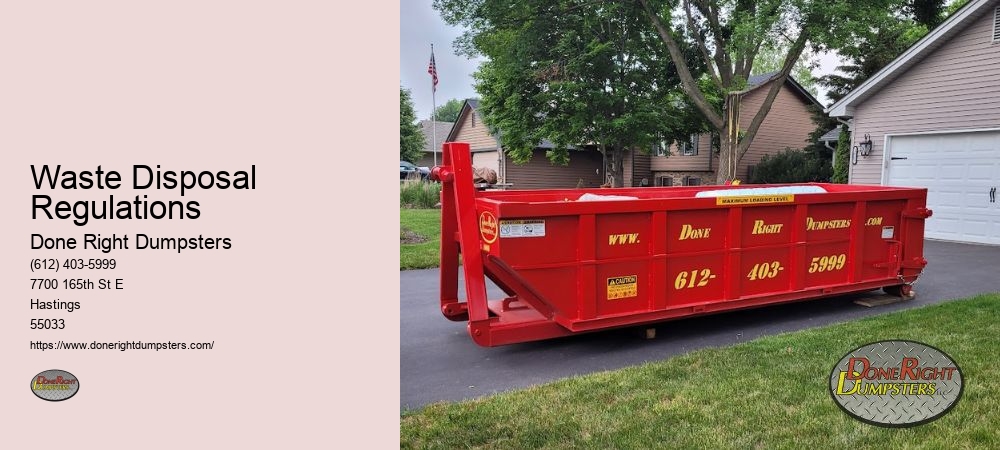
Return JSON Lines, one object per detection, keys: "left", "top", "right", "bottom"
{"left": 499, "top": 219, "right": 546, "bottom": 238}
{"left": 607, "top": 275, "right": 638, "bottom": 300}
{"left": 716, "top": 194, "right": 795, "bottom": 206}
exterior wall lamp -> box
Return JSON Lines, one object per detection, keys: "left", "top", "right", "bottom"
{"left": 851, "top": 134, "right": 873, "bottom": 165}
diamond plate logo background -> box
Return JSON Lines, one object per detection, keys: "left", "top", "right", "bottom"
{"left": 829, "top": 340, "right": 962, "bottom": 427}
{"left": 31, "top": 369, "right": 80, "bottom": 401}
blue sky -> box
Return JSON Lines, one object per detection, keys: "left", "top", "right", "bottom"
{"left": 399, "top": 0, "right": 481, "bottom": 121}
{"left": 400, "top": 1, "right": 842, "bottom": 121}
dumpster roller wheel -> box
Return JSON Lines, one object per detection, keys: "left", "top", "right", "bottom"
{"left": 883, "top": 284, "right": 915, "bottom": 299}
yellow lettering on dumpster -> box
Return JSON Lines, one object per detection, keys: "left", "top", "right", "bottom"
{"left": 751, "top": 220, "right": 784, "bottom": 235}
{"left": 806, "top": 217, "right": 851, "bottom": 231}
{"left": 608, "top": 233, "right": 640, "bottom": 245}
{"left": 607, "top": 275, "right": 638, "bottom": 300}
{"left": 715, "top": 194, "right": 794, "bottom": 206}
{"left": 678, "top": 224, "right": 711, "bottom": 240}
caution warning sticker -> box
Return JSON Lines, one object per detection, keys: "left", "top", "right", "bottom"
{"left": 607, "top": 275, "right": 638, "bottom": 300}
{"left": 716, "top": 194, "right": 795, "bottom": 206}
{"left": 499, "top": 219, "right": 546, "bottom": 238}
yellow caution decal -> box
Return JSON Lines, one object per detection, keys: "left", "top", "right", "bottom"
{"left": 607, "top": 275, "right": 638, "bottom": 300}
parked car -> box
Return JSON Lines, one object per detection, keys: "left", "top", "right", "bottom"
{"left": 400, "top": 161, "right": 430, "bottom": 181}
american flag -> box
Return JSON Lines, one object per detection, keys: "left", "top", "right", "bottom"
{"left": 428, "top": 49, "right": 438, "bottom": 92}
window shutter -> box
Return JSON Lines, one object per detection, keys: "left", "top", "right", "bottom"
{"left": 994, "top": 7, "right": 1000, "bottom": 42}
{"left": 747, "top": 165, "right": 756, "bottom": 182}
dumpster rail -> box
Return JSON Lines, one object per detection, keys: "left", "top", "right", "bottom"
{"left": 432, "top": 142, "right": 931, "bottom": 347}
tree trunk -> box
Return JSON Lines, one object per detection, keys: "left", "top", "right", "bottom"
{"left": 716, "top": 130, "right": 735, "bottom": 184}
{"left": 716, "top": 92, "right": 743, "bottom": 184}
{"left": 609, "top": 145, "right": 626, "bottom": 187}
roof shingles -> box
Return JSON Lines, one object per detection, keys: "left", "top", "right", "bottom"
{"left": 419, "top": 120, "right": 454, "bottom": 153}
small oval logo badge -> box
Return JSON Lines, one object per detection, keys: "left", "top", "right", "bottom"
{"left": 31, "top": 369, "right": 80, "bottom": 402}
{"left": 829, "top": 340, "right": 962, "bottom": 427}
{"left": 479, "top": 211, "right": 498, "bottom": 244}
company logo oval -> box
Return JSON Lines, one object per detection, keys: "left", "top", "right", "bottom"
{"left": 31, "top": 369, "right": 80, "bottom": 402}
{"left": 829, "top": 340, "right": 962, "bottom": 427}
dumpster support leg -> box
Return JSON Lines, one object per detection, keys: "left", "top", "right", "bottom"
{"left": 434, "top": 142, "right": 489, "bottom": 324}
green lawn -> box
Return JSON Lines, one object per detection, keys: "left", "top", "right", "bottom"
{"left": 401, "top": 293, "right": 1000, "bottom": 449}
{"left": 400, "top": 208, "right": 441, "bottom": 270}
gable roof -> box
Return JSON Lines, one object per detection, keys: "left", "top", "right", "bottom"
{"left": 419, "top": 120, "right": 453, "bottom": 153}
{"left": 746, "top": 71, "right": 824, "bottom": 108}
{"left": 445, "top": 99, "right": 577, "bottom": 150}
{"left": 445, "top": 74, "right": 821, "bottom": 150}
{"left": 445, "top": 99, "right": 479, "bottom": 142}
{"left": 827, "top": 0, "right": 995, "bottom": 117}
{"left": 818, "top": 127, "right": 841, "bottom": 142}
{"left": 747, "top": 72, "right": 778, "bottom": 87}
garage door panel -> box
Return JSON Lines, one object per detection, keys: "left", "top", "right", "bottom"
{"left": 887, "top": 131, "right": 1000, "bottom": 245}
{"left": 968, "top": 166, "right": 994, "bottom": 181}
{"left": 908, "top": 167, "right": 939, "bottom": 181}
{"left": 962, "top": 221, "right": 989, "bottom": 238}
{"left": 967, "top": 134, "right": 998, "bottom": 150}
{"left": 937, "top": 164, "right": 966, "bottom": 180}
{"left": 930, "top": 190, "right": 964, "bottom": 205}
{"left": 930, "top": 207, "right": 965, "bottom": 219}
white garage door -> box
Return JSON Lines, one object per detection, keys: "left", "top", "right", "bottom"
{"left": 886, "top": 131, "right": 1000, "bottom": 245}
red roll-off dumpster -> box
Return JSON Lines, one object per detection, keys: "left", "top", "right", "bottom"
{"left": 432, "top": 142, "right": 932, "bottom": 347}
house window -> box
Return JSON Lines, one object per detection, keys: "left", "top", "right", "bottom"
{"left": 679, "top": 134, "right": 699, "bottom": 156}
{"left": 747, "top": 165, "right": 756, "bottom": 182}
{"left": 994, "top": 7, "right": 1000, "bottom": 42}
{"left": 683, "top": 176, "right": 701, "bottom": 186}
{"left": 653, "top": 139, "right": 668, "bottom": 156}
{"left": 658, "top": 176, "right": 673, "bottom": 187}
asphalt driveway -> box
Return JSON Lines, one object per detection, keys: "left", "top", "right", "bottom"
{"left": 400, "top": 240, "right": 999, "bottom": 410}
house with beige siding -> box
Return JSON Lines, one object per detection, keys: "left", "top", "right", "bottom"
{"left": 623, "top": 72, "right": 822, "bottom": 187}
{"left": 826, "top": 0, "right": 1000, "bottom": 245}
{"left": 444, "top": 99, "right": 605, "bottom": 189}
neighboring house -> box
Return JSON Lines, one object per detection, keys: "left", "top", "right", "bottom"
{"left": 623, "top": 72, "right": 822, "bottom": 187}
{"left": 826, "top": 0, "right": 1000, "bottom": 245}
{"left": 818, "top": 127, "right": 842, "bottom": 167}
{"left": 415, "top": 119, "right": 454, "bottom": 168}
{"left": 444, "top": 99, "right": 605, "bottom": 189}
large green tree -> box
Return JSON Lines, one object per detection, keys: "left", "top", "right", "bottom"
{"left": 817, "top": 1, "right": 949, "bottom": 173}
{"left": 638, "top": 0, "right": 896, "bottom": 183}
{"left": 435, "top": 0, "right": 709, "bottom": 186}
{"left": 400, "top": 87, "right": 425, "bottom": 163}
{"left": 432, "top": 99, "right": 464, "bottom": 123}
{"left": 819, "top": 0, "right": 948, "bottom": 103}
{"left": 751, "top": 44, "right": 819, "bottom": 97}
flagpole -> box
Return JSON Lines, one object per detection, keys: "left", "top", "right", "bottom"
{"left": 431, "top": 43, "right": 438, "bottom": 167}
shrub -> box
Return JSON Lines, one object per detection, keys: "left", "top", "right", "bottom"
{"left": 400, "top": 181, "right": 442, "bottom": 208}
{"left": 832, "top": 125, "right": 850, "bottom": 183}
{"left": 749, "top": 148, "right": 831, "bottom": 184}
